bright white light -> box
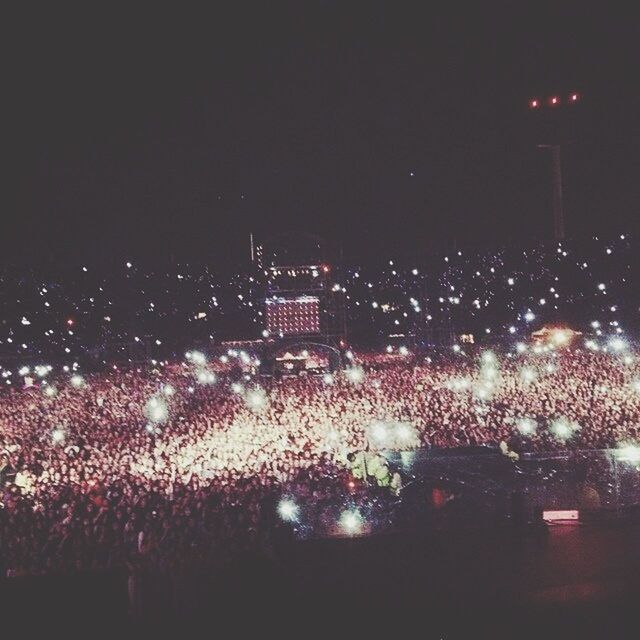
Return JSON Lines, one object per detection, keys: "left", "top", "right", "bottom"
{"left": 516, "top": 343, "right": 527, "bottom": 354}
{"left": 43, "top": 386, "right": 57, "bottom": 397}
{"left": 51, "top": 429, "right": 65, "bottom": 444}
{"left": 231, "top": 382, "right": 243, "bottom": 394}
{"left": 399, "top": 346, "right": 409, "bottom": 356}
{"left": 550, "top": 329, "right": 571, "bottom": 346}
{"left": 395, "top": 422, "right": 417, "bottom": 444}
{"left": 475, "top": 385, "right": 492, "bottom": 401}
{"left": 345, "top": 366, "right": 364, "bottom": 384}
{"left": 524, "top": 311, "right": 535, "bottom": 322}
{"left": 18, "top": 366, "right": 30, "bottom": 376}
{"left": 145, "top": 396, "right": 168, "bottom": 423}
{"left": 598, "top": 283, "right": 606, "bottom": 291}
{"left": 196, "top": 370, "right": 216, "bottom": 385}
{"left": 452, "top": 344, "right": 461, "bottom": 353}
{"left": 616, "top": 444, "right": 640, "bottom": 464}
{"left": 481, "top": 364, "right": 498, "bottom": 380}
{"left": 552, "top": 422, "right": 570, "bottom": 439}
{"left": 323, "top": 373, "right": 334, "bottom": 384}
{"left": 396, "top": 424, "right": 410, "bottom": 441}
{"left": 481, "top": 351, "right": 496, "bottom": 364}
{"left": 520, "top": 367, "right": 536, "bottom": 383}
{"left": 449, "top": 378, "right": 470, "bottom": 391}
{"left": 70, "top": 375, "right": 84, "bottom": 388}
{"left": 339, "top": 509, "right": 363, "bottom": 535}
{"left": 189, "top": 350, "right": 207, "bottom": 366}
{"left": 370, "top": 422, "right": 387, "bottom": 444}
{"left": 277, "top": 499, "right": 299, "bottom": 522}
{"left": 163, "top": 384, "right": 175, "bottom": 397}
{"left": 608, "top": 337, "right": 626, "bottom": 352}
{"left": 246, "top": 388, "right": 267, "bottom": 412}
{"left": 550, "top": 419, "right": 578, "bottom": 441}
{"left": 35, "top": 365, "right": 50, "bottom": 378}
{"left": 517, "top": 418, "right": 537, "bottom": 436}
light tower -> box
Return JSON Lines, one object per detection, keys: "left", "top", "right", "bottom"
{"left": 529, "top": 92, "right": 581, "bottom": 241}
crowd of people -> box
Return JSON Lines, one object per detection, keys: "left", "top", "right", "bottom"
{"left": 0, "top": 233, "right": 635, "bottom": 364}
{"left": 1, "top": 234, "right": 640, "bottom": 583}
{"left": 2, "top": 342, "right": 640, "bottom": 579}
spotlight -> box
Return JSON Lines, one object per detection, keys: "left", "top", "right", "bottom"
{"left": 70, "top": 375, "right": 84, "bottom": 388}
{"left": 617, "top": 444, "right": 640, "bottom": 464}
{"left": 277, "top": 499, "right": 299, "bottom": 522}
{"left": 339, "top": 509, "right": 363, "bottom": 535}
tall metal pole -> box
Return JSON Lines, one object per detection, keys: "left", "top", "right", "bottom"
{"left": 538, "top": 144, "right": 565, "bottom": 241}
{"left": 550, "top": 145, "right": 565, "bottom": 241}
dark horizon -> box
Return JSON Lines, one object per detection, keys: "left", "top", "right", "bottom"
{"left": 8, "top": 3, "right": 640, "bottom": 266}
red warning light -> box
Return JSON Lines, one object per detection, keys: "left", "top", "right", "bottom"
{"left": 530, "top": 99, "right": 539, "bottom": 108}
{"left": 570, "top": 93, "right": 579, "bottom": 102}
{"left": 550, "top": 96, "right": 559, "bottom": 105}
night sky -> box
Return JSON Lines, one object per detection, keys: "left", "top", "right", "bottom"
{"left": 8, "top": 3, "right": 640, "bottom": 266}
